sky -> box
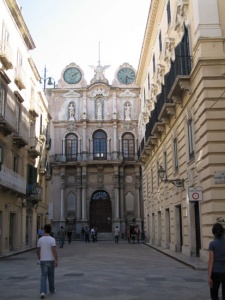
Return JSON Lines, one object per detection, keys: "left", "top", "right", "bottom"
{"left": 18, "top": 0, "right": 150, "bottom": 85}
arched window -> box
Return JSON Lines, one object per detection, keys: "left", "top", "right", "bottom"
{"left": 122, "top": 133, "right": 134, "bottom": 160}
{"left": 65, "top": 133, "right": 78, "bottom": 161}
{"left": 93, "top": 130, "right": 107, "bottom": 160}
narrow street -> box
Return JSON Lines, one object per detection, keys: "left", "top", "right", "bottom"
{"left": 0, "top": 241, "right": 210, "bottom": 300}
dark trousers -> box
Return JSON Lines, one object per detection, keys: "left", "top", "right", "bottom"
{"left": 115, "top": 235, "right": 119, "bottom": 243}
{"left": 210, "top": 272, "right": 225, "bottom": 300}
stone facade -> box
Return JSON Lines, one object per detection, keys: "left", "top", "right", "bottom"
{"left": 47, "top": 62, "right": 142, "bottom": 238}
{"left": 0, "top": 0, "right": 51, "bottom": 254}
{"left": 137, "top": 0, "right": 225, "bottom": 261}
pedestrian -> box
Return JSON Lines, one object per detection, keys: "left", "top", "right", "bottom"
{"left": 58, "top": 226, "right": 65, "bottom": 248}
{"left": 84, "top": 226, "right": 90, "bottom": 243}
{"left": 208, "top": 222, "right": 225, "bottom": 300}
{"left": 91, "top": 226, "right": 95, "bottom": 242}
{"left": 37, "top": 227, "right": 44, "bottom": 239}
{"left": 126, "top": 225, "right": 130, "bottom": 243}
{"left": 36, "top": 224, "right": 58, "bottom": 299}
{"left": 67, "top": 229, "right": 72, "bottom": 244}
{"left": 114, "top": 226, "right": 120, "bottom": 243}
{"left": 136, "top": 225, "right": 140, "bottom": 244}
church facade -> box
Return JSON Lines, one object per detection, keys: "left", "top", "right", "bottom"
{"left": 47, "top": 62, "right": 142, "bottom": 238}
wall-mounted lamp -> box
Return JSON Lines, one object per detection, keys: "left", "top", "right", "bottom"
{"left": 158, "top": 166, "right": 184, "bottom": 188}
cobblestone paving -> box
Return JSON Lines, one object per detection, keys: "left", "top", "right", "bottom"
{"left": 0, "top": 241, "right": 212, "bottom": 300}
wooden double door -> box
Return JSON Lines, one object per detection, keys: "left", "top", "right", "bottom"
{"left": 90, "top": 191, "right": 112, "bottom": 232}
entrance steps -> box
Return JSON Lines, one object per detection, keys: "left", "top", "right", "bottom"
{"left": 97, "top": 232, "right": 114, "bottom": 241}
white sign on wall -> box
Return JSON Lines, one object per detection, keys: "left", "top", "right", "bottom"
{"left": 188, "top": 187, "right": 203, "bottom": 201}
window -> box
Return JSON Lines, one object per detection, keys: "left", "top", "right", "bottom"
{"left": 93, "top": 130, "right": 107, "bottom": 160}
{"left": 188, "top": 119, "right": 195, "bottom": 160}
{"left": 167, "top": 0, "right": 171, "bottom": 25}
{"left": 15, "top": 98, "right": 20, "bottom": 133}
{"left": 0, "top": 84, "right": 6, "bottom": 117}
{"left": 65, "top": 133, "right": 78, "bottom": 161}
{"left": 122, "top": 133, "right": 134, "bottom": 160}
{"left": 2, "top": 25, "right": 9, "bottom": 52}
{"left": 164, "top": 151, "right": 167, "bottom": 177}
{"left": 17, "top": 50, "right": 23, "bottom": 67}
{"left": 13, "top": 156, "right": 18, "bottom": 173}
{"left": 173, "top": 138, "right": 179, "bottom": 172}
{"left": 152, "top": 54, "right": 155, "bottom": 73}
{"left": 148, "top": 73, "right": 151, "bottom": 90}
{"left": 159, "top": 30, "right": 162, "bottom": 53}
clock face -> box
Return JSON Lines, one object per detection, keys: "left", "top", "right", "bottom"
{"left": 63, "top": 67, "right": 82, "bottom": 84}
{"left": 117, "top": 67, "right": 135, "bottom": 84}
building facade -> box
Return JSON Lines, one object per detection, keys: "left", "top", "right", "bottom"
{"left": 47, "top": 62, "right": 142, "bottom": 238}
{"left": 137, "top": 0, "right": 225, "bottom": 261}
{"left": 0, "top": 0, "right": 51, "bottom": 254}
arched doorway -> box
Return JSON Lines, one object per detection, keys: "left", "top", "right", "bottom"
{"left": 90, "top": 190, "right": 112, "bottom": 232}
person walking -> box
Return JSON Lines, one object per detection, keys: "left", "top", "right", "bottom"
{"left": 136, "top": 225, "right": 141, "bottom": 244}
{"left": 91, "top": 227, "right": 95, "bottom": 242}
{"left": 114, "top": 226, "right": 120, "bottom": 243}
{"left": 208, "top": 222, "right": 225, "bottom": 300}
{"left": 37, "top": 224, "right": 58, "bottom": 299}
{"left": 67, "top": 229, "right": 72, "bottom": 244}
{"left": 58, "top": 226, "right": 65, "bottom": 248}
{"left": 84, "top": 226, "right": 90, "bottom": 243}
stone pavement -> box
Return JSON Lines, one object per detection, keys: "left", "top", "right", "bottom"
{"left": 0, "top": 240, "right": 213, "bottom": 300}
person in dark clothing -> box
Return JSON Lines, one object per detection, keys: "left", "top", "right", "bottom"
{"left": 84, "top": 226, "right": 90, "bottom": 243}
{"left": 67, "top": 229, "right": 72, "bottom": 244}
{"left": 208, "top": 222, "right": 225, "bottom": 300}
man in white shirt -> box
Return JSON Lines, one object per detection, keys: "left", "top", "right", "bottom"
{"left": 37, "top": 224, "right": 58, "bottom": 299}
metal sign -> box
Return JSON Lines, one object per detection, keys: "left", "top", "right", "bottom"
{"left": 188, "top": 187, "right": 203, "bottom": 201}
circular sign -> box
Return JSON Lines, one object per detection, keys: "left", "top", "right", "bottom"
{"left": 191, "top": 192, "right": 200, "bottom": 200}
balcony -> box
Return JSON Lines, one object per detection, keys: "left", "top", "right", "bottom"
{"left": 0, "top": 164, "right": 26, "bottom": 195}
{"left": 28, "top": 137, "right": 42, "bottom": 158}
{"left": 12, "top": 121, "right": 29, "bottom": 148}
{"left": 15, "top": 66, "right": 26, "bottom": 90}
{"left": 139, "top": 43, "right": 192, "bottom": 160}
{"left": 25, "top": 183, "right": 42, "bottom": 206}
{"left": 29, "top": 97, "right": 39, "bottom": 118}
{"left": 0, "top": 42, "right": 13, "bottom": 70}
{"left": 50, "top": 152, "right": 138, "bottom": 164}
{"left": 45, "top": 136, "right": 51, "bottom": 150}
{"left": 0, "top": 101, "right": 17, "bottom": 136}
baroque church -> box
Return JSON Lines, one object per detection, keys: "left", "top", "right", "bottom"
{"left": 47, "top": 61, "right": 142, "bottom": 238}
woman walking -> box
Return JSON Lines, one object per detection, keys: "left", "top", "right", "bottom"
{"left": 208, "top": 222, "right": 225, "bottom": 300}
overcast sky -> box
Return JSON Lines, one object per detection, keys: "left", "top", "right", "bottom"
{"left": 18, "top": 0, "right": 150, "bottom": 85}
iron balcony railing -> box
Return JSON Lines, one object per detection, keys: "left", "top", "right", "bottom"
{"left": 50, "top": 152, "right": 137, "bottom": 163}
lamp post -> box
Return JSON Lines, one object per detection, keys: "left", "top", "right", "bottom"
{"left": 158, "top": 166, "right": 184, "bottom": 188}
{"left": 40, "top": 66, "right": 55, "bottom": 91}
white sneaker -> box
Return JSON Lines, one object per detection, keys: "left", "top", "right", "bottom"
{"left": 40, "top": 293, "right": 45, "bottom": 299}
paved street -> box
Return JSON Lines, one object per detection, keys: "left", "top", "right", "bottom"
{"left": 0, "top": 241, "right": 211, "bottom": 300}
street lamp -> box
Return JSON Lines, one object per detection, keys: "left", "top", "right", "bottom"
{"left": 158, "top": 166, "right": 184, "bottom": 188}
{"left": 40, "top": 66, "right": 55, "bottom": 91}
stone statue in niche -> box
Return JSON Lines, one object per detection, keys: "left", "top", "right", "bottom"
{"left": 68, "top": 103, "right": 75, "bottom": 120}
{"left": 124, "top": 102, "right": 131, "bottom": 120}
{"left": 96, "top": 99, "right": 103, "bottom": 119}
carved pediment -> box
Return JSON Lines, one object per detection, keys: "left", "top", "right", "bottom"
{"left": 62, "top": 90, "right": 81, "bottom": 98}
{"left": 174, "top": 0, "right": 189, "bottom": 35}
{"left": 118, "top": 89, "right": 136, "bottom": 98}
{"left": 164, "top": 38, "right": 175, "bottom": 64}
{"left": 89, "top": 88, "right": 109, "bottom": 97}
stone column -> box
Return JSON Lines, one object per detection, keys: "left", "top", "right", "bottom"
{"left": 60, "top": 171, "right": 65, "bottom": 221}
{"left": 113, "top": 122, "right": 118, "bottom": 160}
{"left": 81, "top": 166, "right": 87, "bottom": 221}
{"left": 90, "top": 138, "right": 93, "bottom": 159}
{"left": 76, "top": 167, "right": 82, "bottom": 220}
{"left": 135, "top": 166, "right": 141, "bottom": 221}
{"left": 62, "top": 138, "right": 66, "bottom": 162}
{"left": 82, "top": 123, "right": 87, "bottom": 160}
{"left": 119, "top": 167, "right": 124, "bottom": 220}
{"left": 107, "top": 138, "right": 111, "bottom": 160}
{"left": 114, "top": 166, "right": 120, "bottom": 221}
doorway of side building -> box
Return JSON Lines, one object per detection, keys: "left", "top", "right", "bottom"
{"left": 9, "top": 213, "right": 16, "bottom": 251}
{"left": 90, "top": 190, "right": 112, "bottom": 232}
{"left": 194, "top": 201, "right": 201, "bottom": 257}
